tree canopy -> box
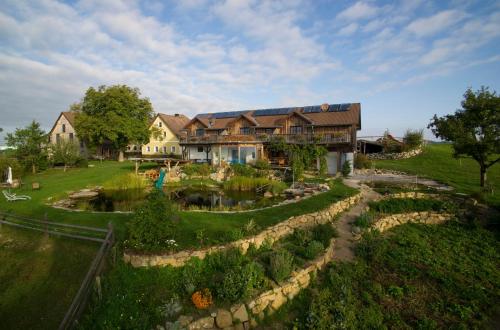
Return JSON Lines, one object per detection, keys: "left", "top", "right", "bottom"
{"left": 428, "top": 86, "right": 500, "bottom": 187}
{"left": 6, "top": 121, "right": 47, "bottom": 174}
{"left": 74, "top": 85, "right": 154, "bottom": 158}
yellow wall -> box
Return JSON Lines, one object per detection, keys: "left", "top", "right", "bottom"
{"left": 142, "top": 116, "right": 182, "bottom": 155}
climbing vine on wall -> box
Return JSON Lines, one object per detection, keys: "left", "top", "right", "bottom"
{"left": 269, "top": 136, "right": 327, "bottom": 179}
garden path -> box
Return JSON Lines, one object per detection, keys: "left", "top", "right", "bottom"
{"left": 331, "top": 179, "right": 380, "bottom": 261}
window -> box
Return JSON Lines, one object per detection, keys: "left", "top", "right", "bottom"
{"left": 158, "top": 122, "right": 162, "bottom": 128}
{"left": 171, "top": 146, "right": 176, "bottom": 153}
{"left": 56, "top": 134, "right": 61, "bottom": 143}
{"left": 240, "top": 127, "right": 251, "bottom": 135}
{"left": 147, "top": 146, "right": 150, "bottom": 152}
{"left": 48, "top": 135, "right": 51, "bottom": 143}
{"left": 62, "top": 124, "right": 66, "bottom": 133}
{"left": 197, "top": 146, "right": 204, "bottom": 153}
{"left": 163, "top": 131, "right": 167, "bottom": 137}
{"left": 69, "top": 133, "right": 74, "bottom": 141}
{"left": 155, "top": 146, "right": 159, "bottom": 153}
{"left": 196, "top": 128, "right": 204, "bottom": 136}
{"left": 289, "top": 126, "right": 302, "bottom": 134}
{"left": 133, "top": 145, "right": 137, "bottom": 151}
{"left": 163, "top": 146, "right": 167, "bottom": 153}
{"left": 265, "top": 128, "right": 274, "bottom": 134}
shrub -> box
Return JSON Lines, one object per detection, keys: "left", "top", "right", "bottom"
{"left": 183, "top": 163, "right": 212, "bottom": 177}
{"left": 231, "top": 163, "right": 256, "bottom": 177}
{"left": 368, "top": 198, "right": 450, "bottom": 214}
{"left": 254, "top": 159, "right": 271, "bottom": 170}
{"left": 341, "top": 160, "right": 351, "bottom": 177}
{"left": 125, "top": 190, "right": 178, "bottom": 252}
{"left": 75, "top": 157, "right": 88, "bottom": 168}
{"left": 304, "top": 240, "right": 324, "bottom": 260}
{"left": 403, "top": 129, "right": 423, "bottom": 150}
{"left": 0, "top": 155, "right": 23, "bottom": 180}
{"left": 293, "top": 229, "right": 313, "bottom": 246}
{"left": 312, "top": 224, "right": 338, "bottom": 246}
{"left": 269, "top": 250, "right": 294, "bottom": 283}
{"left": 354, "top": 153, "right": 371, "bottom": 169}
{"left": 223, "top": 176, "right": 270, "bottom": 191}
{"left": 217, "top": 262, "right": 266, "bottom": 303}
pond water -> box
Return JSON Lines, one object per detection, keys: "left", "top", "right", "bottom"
{"left": 73, "top": 187, "right": 286, "bottom": 212}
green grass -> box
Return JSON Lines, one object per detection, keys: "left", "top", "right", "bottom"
{"left": 0, "top": 161, "right": 358, "bottom": 250}
{"left": 265, "top": 221, "right": 500, "bottom": 329}
{"left": 373, "top": 144, "right": 500, "bottom": 207}
{"left": 0, "top": 226, "right": 99, "bottom": 329}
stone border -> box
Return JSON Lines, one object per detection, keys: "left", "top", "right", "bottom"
{"left": 124, "top": 193, "right": 362, "bottom": 267}
{"left": 177, "top": 236, "right": 337, "bottom": 330}
{"left": 382, "top": 191, "right": 442, "bottom": 200}
{"left": 366, "top": 147, "right": 422, "bottom": 160}
{"left": 371, "top": 211, "right": 453, "bottom": 232}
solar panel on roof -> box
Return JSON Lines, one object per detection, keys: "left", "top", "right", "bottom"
{"left": 340, "top": 103, "right": 351, "bottom": 111}
{"left": 254, "top": 107, "right": 295, "bottom": 116}
{"left": 328, "top": 104, "right": 341, "bottom": 112}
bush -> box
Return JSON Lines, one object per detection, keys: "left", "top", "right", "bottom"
{"left": 183, "top": 163, "right": 212, "bottom": 177}
{"left": 75, "top": 157, "right": 88, "bottom": 168}
{"left": 254, "top": 159, "right": 271, "bottom": 170}
{"left": 354, "top": 153, "right": 371, "bottom": 169}
{"left": 354, "top": 213, "right": 375, "bottom": 228}
{"left": 223, "top": 176, "right": 270, "bottom": 191}
{"left": 312, "top": 224, "right": 338, "bottom": 246}
{"left": 0, "top": 155, "right": 23, "bottom": 181}
{"left": 341, "top": 160, "right": 351, "bottom": 177}
{"left": 368, "top": 198, "right": 450, "bottom": 214}
{"left": 217, "top": 262, "right": 266, "bottom": 303}
{"left": 125, "top": 190, "right": 178, "bottom": 252}
{"left": 403, "top": 129, "right": 423, "bottom": 150}
{"left": 231, "top": 163, "right": 256, "bottom": 177}
{"left": 269, "top": 250, "right": 294, "bottom": 283}
{"left": 304, "top": 240, "right": 324, "bottom": 260}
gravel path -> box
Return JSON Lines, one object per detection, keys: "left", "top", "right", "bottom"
{"left": 331, "top": 179, "right": 380, "bottom": 261}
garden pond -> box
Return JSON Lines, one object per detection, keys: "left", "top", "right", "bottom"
{"left": 70, "top": 186, "right": 287, "bottom": 212}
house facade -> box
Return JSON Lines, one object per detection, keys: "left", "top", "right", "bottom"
{"left": 180, "top": 103, "right": 361, "bottom": 174}
{"left": 141, "top": 113, "right": 190, "bottom": 156}
{"left": 48, "top": 111, "right": 85, "bottom": 152}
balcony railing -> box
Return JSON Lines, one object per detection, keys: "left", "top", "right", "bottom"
{"left": 180, "top": 133, "right": 351, "bottom": 145}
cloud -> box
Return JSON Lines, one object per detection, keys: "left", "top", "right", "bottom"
{"left": 406, "top": 10, "right": 466, "bottom": 37}
{"left": 338, "top": 23, "right": 359, "bottom": 36}
{"left": 337, "top": 2, "right": 379, "bottom": 21}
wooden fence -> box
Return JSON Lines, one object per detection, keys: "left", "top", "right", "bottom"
{"left": 0, "top": 211, "right": 115, "bottom": 329}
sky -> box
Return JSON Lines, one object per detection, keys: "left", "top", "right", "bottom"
{"left": 0, "top": 0, "right": 499, "bottom": 144}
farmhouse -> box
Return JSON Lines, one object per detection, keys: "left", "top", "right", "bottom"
{"left": 140, "top": 113, "right": 190, "bottom": 156}
{"left": 180, "top": 103, "right": 361, "bottom": 174}
{"left": 48, "top": 111, "right": 85, "bottom": 153}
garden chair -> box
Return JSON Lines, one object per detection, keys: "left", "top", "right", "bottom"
{"left": 2, "top": 190, "right": 31, "bottom": 202}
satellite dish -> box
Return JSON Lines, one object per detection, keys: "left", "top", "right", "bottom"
{"left": 321, "top": 103, "right": 329, "bottom": 112}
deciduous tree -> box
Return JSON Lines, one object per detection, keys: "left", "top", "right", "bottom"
{"left": 428, "top": 87, "right": 500, "bottom": 187}
{"left": 75, "top": 85, "right": 154, "bottom": 161}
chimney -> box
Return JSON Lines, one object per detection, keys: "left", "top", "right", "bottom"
{"left": 174, "top": 113, "right": 179, "bottom": 117}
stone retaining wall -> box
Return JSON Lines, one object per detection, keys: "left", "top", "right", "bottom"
{"left": 180, "top": 237, "right": 337, "bottom": 330}
{"left": 366, "top": 147, "right": 422, "bottom": 160}
{"left": 124, "top": 193, "right": 361, "bottom": 268}
{"left": 383, "top": 192, "right": 441, "bottom": 200}
{"left": 371, "top": 211, "right": 453, "bottom": 232}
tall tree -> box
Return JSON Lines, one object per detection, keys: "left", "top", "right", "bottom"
{"left": 6, "top": 121, "right": 47, "bottom": 174}
{"left": 428, "top": 87, "right": 500, "bottom": 187}
{"left": 74, "top": 85, "right": 154, "bottom": 161}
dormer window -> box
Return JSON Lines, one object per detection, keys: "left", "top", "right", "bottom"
{"left": 62, "top": 124, "right": 66, "bottom": 133}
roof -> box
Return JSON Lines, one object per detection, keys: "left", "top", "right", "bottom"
{"left": 156, "top": 113, "right": 190, "bottom": 136}
{"left": 184, "top": 103, "right": 361, "bottom": 130}
{"left": 48, "top": 111, "right": 77, "bottom": 135}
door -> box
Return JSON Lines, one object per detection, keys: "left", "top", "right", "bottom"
{"left": 326, "top": 152, "right": 337, "bottom": 175}
{"left": 231, "top": 149, "right": 239, "bottom": 164}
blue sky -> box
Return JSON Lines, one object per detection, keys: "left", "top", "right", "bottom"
{"left": 1, "top": 0, "right": 499, "bottom": 143}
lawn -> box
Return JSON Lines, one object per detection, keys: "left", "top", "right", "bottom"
{"left": 0, "top": 161, "right": 358, "bottom": 249}
{"left": 265, "top": 221, "right": 500, "bottom": 329}
{"left": 0, "top": 225, "right": 99, "bottom": 329}
{"left": 373, "top": 143, "right": 500, "bottom": 208}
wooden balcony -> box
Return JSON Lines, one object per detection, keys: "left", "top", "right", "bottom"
{"left": 180, "top": 133, "right": 351, "bottom": 145}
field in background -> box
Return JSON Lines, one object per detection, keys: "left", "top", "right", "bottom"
{"left": 0, "top": 225, "right": 99, "bottom": 329}
{"left": 374, "top": 144, "right": 500, "bottom": 207}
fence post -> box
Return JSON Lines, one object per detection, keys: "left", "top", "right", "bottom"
{"left": 95, "top": 276, "right": 102, "bottom": 301}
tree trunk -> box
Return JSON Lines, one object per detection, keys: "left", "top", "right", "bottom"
{"left": 480, "top": 166, "right": 486, "bottom": 187}
{"left": 64, "top": 164, "right": 67, "bottom": 172}
{"left": 118, "top": 150, "right": 124, "bottom": 162}
{"left": 32, "top": 163, "right": 36, "bottom": 174}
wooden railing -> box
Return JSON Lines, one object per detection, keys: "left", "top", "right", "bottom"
{"left": 0, "top": 212, "right": 114, "bottom": 330}
{"left": 180, "top": 133, "right": 351, "bottom": 144}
